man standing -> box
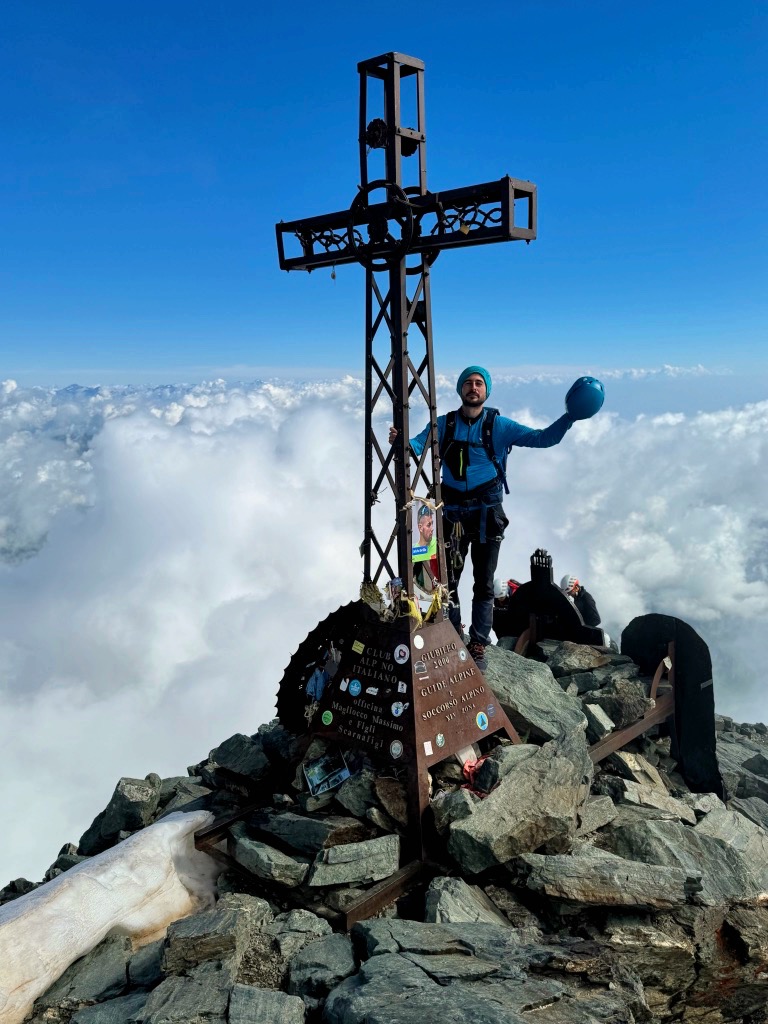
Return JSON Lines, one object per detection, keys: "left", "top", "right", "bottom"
{"left": 389, "top": 366, "right": 575, "bottom": 670}
{"left": 560, "top": 575, "right": 601, "bottom": 627}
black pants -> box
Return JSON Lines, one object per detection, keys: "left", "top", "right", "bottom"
{"left": 444, "top": 491, "right": 508, "bottom": 646}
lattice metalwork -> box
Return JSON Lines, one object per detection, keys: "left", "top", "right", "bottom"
{"left": 275, "top": 51, "right": 537, "bottom": 605}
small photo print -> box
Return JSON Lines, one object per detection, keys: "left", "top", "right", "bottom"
{"left": 303, "top": 748, "right": 352, "bottom": 796}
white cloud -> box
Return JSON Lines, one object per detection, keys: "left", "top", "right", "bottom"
{"left": 1, "top": 376, "right": 768, "bottom": 885}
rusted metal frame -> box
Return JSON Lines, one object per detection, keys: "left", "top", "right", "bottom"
{"left": 588, "top": 692, "right": 675, "bottom": 764}
{"left": 418, "top": 267, "right": 447, "bottom": 591}
{"left": 390, "top": 260, "right": 414, "bottom": 593}
{"left": 372, "top": 354, "right": 395, "bottom": 406}
{"left": 358, "top": 61, "right": 369, "bottom": 191}
{"left": 370, "top": 276, "right": 394, "bottom": 340}
{"left": 370, "top": 435, "right": 398, "bottom": 497}
{"left": 416, "top": 65, "right": 427, "bottom": 193}
{"left": 404, "top": 273, "right": 426, "bottom": 329}
{"left": 363, "top": 265, "right": 375, "bottom": 580}
{"left": 276, "top": 178, "right": 531, "bottom": 272}
{"left": 407, "top": 352, "right": 429, "bottom": 395}
{"left": 407, "top": 354, "right": 431, "bottom": 407}
{"left": 358, "top": 52, "right": 425, "bottom": 75}
{"left": 369, "top": 527, "right": 397, "bottom": 583}
{"left": 369, "top": 346, "right": 396, "bottom": 404}
{"left": 344, "top": 860, "right": 426, "bottom": 928}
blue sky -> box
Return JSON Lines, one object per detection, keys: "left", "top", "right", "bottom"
{"left": 2, "top": 1, "right": 766, "bottom": 385}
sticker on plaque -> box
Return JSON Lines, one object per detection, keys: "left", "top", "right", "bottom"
{"left": 390, "top": 740, "right": 404, "bottom": 759}
{"left": 397, "top": 680, "right": 408, "bottom": 694}
{"left": 348, "top": 679, "right": 362, "bottom": 697}
{"left": 414, "top": 634, "right": 424, "bottom": 650}
{"left": 391, "top": 701, "right": 408, "bottom": 717}
{"left": 366, "top": 686, "right": 379, "bottom": 695}
{"left": 352, "top": 640, "right": 365, "bottom": 654}
{"left": 424, "top": 740, "right": 433, "bottom": 755}
{"left": 458, "top": 649, "right": 468, "bottom": 662}
{"left": 487, "top": 703, "right": 496, "bottom": 717}
{"left": 321, "top": 710, "right": 333, "bottom": 726}
{"left": 476, "top": 711, "right": 489, "bottom": 731}
{"left": 394, "top": 643, "right": 410, "bottom": 665}
{"left": 414, "top": 660, "right": 427, "bottom": 674}
{"left": 436, "top": 733, "right": 446, "bottom": 748}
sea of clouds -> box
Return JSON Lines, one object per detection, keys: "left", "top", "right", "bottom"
{"left": 2, "top": 368, "right": 768, "bottom": 885}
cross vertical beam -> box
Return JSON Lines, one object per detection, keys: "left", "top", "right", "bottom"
{"left": 276, "top": 51, "right": 537, "bottom": 609}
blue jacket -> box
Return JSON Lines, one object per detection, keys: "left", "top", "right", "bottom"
{"left": 411, "top": 408, "right": 572, "bottom": 495}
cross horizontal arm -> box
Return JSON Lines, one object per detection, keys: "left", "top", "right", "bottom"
{"left": 276, "top": 176, "right": 536, "bottom": 272}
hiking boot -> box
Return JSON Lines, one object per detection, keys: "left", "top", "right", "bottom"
{"left": 467, "top": 640, "right": 487, "bottom": 672}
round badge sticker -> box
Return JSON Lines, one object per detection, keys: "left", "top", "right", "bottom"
{"left": 321, "top": 710, "right": 333, "bottom": 726}
{"left": 394, "top": 643, "right": 410, "bottom": 665}
{"left": 476, "top": 711, "right": 489, "bottom": 731}
{"left": 413, "top": 634, "right": 424, "bottom": 650}
{"left": 458, "top": 649, "right": 468, "bottom": 662}
{"left": 487, "top": 703, "right": 496, "bottom": 718}
{"left": 390, "top": 740, "right": 404, "bottom": 759}
{"left": 436, "top": 733, "right": 446, "bottom": 748}
{"left": 348, "top": 679, "right": 362, "bottom": 697}
{"left": 391, "top": 701, "right": 405, "bottom": 717}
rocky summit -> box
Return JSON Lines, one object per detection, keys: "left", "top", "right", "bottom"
{"left": 4, "top": 639, "right": 768, "bottom": 1024}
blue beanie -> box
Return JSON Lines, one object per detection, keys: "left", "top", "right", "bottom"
{"left": 456, "top": 365, "right": 492, "bottom": 397}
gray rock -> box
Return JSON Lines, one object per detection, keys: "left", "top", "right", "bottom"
{"left": 424, "top": 876, "right": 510, "bottom": 925}
{"left": 258, "top": 719, "right": 306, "bottom": 768}
{"left": 695, "top": 804, "right": 768, "bottom": 890}
{"left": 102, "top": 774, "right": 162, "bottom": 835}
{"left": 228, "top": 822, "right": 309, "bottom": 887}
{"left": 69, "top": 992, "right": 149, "bottom": 1024}
{"left": 35, "top": 934, "right": 131, "bottom": 1010}
{"left": 606, "top": 750, "right": 667, "bottom": 791}
{"left": 730, "top": 795, "right": 768, "bottom": 831}
{"left": 483, "top": 646, "right": 588, "bottom": 744}
{"left": 471, "top": 743, "right": 538, "bottom": 794}
{"left": 603, "top": 917, "right": 696, "bottom": 1010}
{"left": 590, "top": 678, "right": 654, "bottom": 729}
{"left": 566, "top": 671, "right": 602, "bottom": 694}
{"left": 742, "top": 750, "right": 768, "bottom": 778}
{"left": 162, "top": 902, "right": 252, "bottom": 974}
{"left": 252, "top": 811, "right": 370, "bottom": 857}
{"left": 128, "top": 939, "right": 164, "bottom": 988}
{"left": 511, "top": 846, "right": 699, "bottom": 909}
{"left": 307, "top": 834, "right": 399, "bottom": 887}
{"left": 157, "top": 780, "right": 213, "bottom": 818}
{"left": 583, "top": 702, "right": 615, "bottom": 742}
{"left": 266, "top": 909, "right": 332, "bottom": 959}
{"left": 228, "top": 985, "right": 306, "bottom": 1024}
{"left": 717, "top": 735, "right": 768, "bottom": 801}
{"left": 447, "top": 743, "right": 583, "bottom": 873}
{"left": 430, "top": 788, "right": 478, "bottom": 835}
{"left": 373, "top": 777, "right": 409, "bottom": 827}
{"left": 287, "top": 933, "right": 356, "bottom": 1008}
{"left": 136, "top": 960, "right": 231, "bottom": 1023}
{"left": 604, "top": 816, "right": 760, "bottom": 905}
{"left": 576, "top": 794, "right": 617, "bottom": 836}
{"left": 544, "top": 642, "right": 612, "bottom": 677}
{"left": 334, "top": 767, "right": 378, "bottom": 818}
{"left": 620, "top": 780, "right": 697, "bottom": 824}
{"left": 209, "top": 733, "right": 269, "bottom": 781}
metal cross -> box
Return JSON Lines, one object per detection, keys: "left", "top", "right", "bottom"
{"left": 276, "top": 51, "right": 536, "bottom": 608}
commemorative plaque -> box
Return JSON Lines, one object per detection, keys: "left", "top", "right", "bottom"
{"left": 313, "top": 616, "right": 519, "bottom": 851}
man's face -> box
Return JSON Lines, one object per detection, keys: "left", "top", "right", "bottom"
{"left": 418, "top": 514, "right": 434, "bottom": 543}
{"left": 461, "top": 373, "right": 487, "bottom": 407}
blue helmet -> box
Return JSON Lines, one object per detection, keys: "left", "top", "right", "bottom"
{"left": 565, "top": 376, "right": 605, "bottom": 420}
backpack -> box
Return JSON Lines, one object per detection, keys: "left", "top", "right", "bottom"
{"left": 438, "top": 407, "right": 510, "bottom": 494}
